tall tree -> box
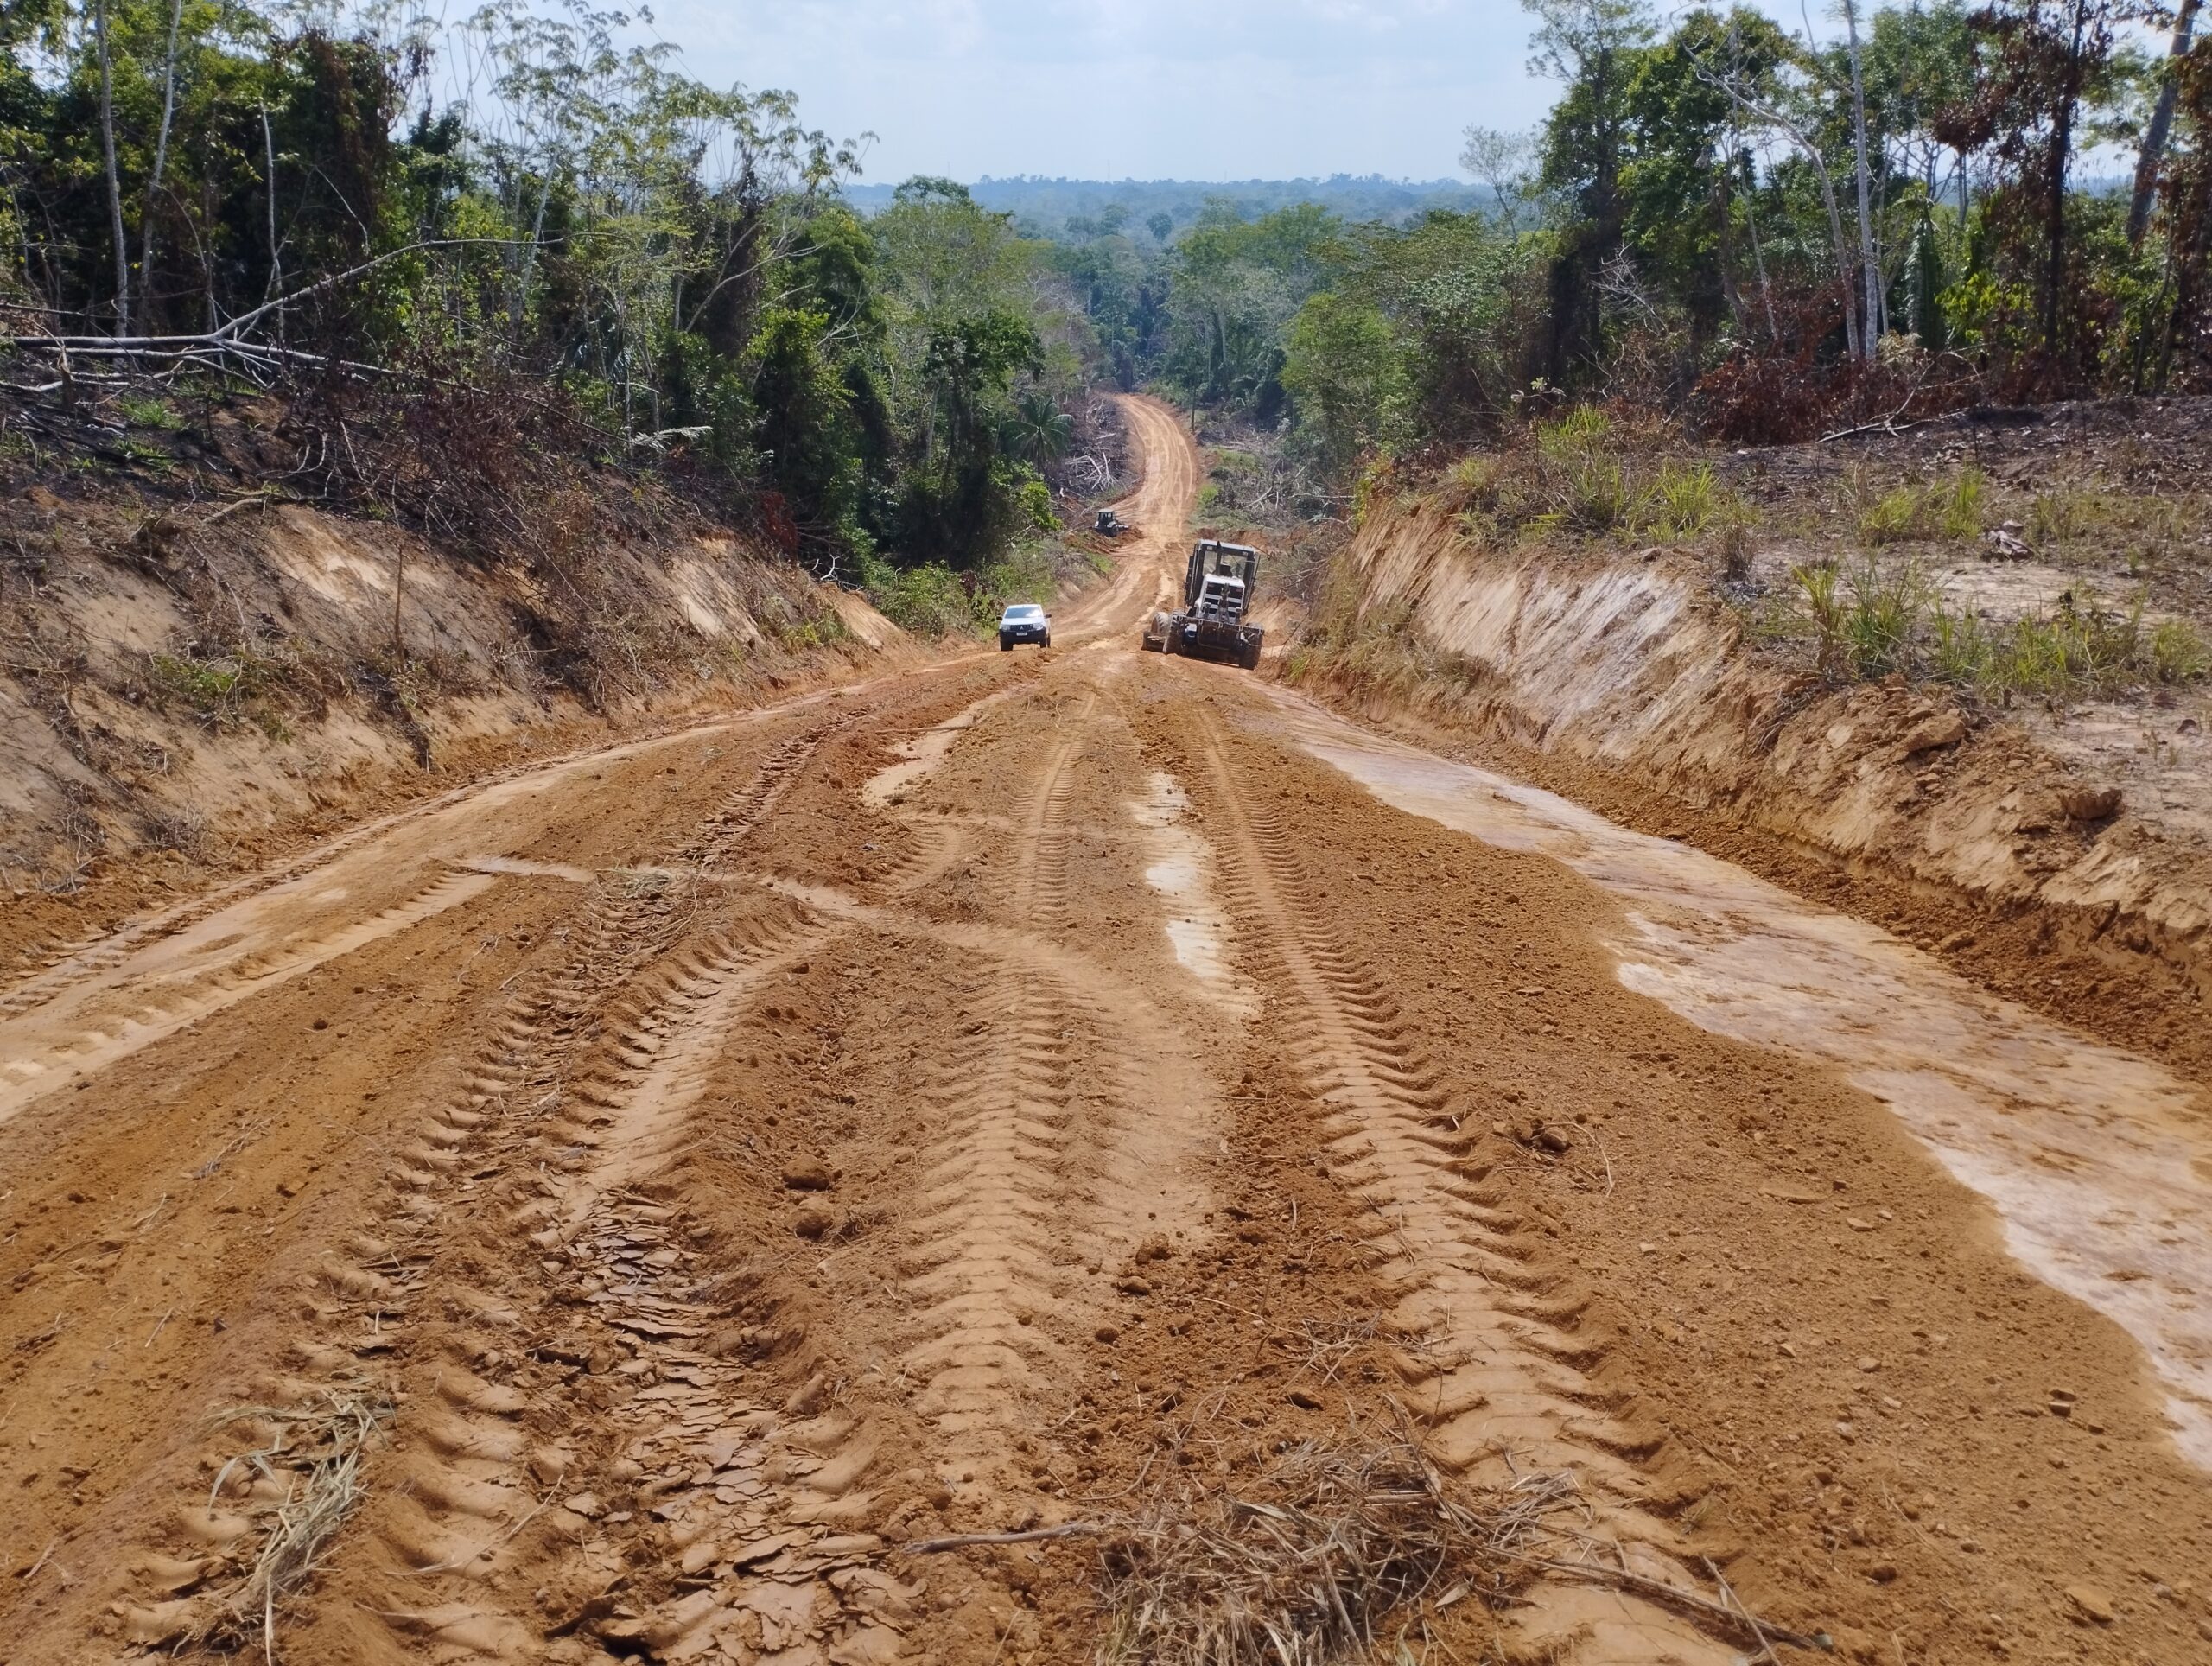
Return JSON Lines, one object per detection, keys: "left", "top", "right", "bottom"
{"left": 1841, "top": 0, "right": 1884, "bottom": 353}
{"left": 2130, "top": 0, "right": 2202, "bottom": 244}
{"left": 1526, "top": 0, "right": 1660, "bottom": 380}
{"left": 1459, "top": 124, "right": 1538, "bottom": 229}
{"left": 1938, "top": 0, "right": 2127, "bottom": 380}
{"left": 90, "top": 0, "right": 130, "bottom": 335}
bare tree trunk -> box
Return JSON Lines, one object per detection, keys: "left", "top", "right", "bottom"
{"left": 512, "top": 169, "right": 555, "bottom": 334}
{"left": 1809, "top": 148, "right": 1861, "bottom": 362}
{"left": 137, "top": 0, "right": 186, "bottom": 334}
{"left": 2043, "top": 3, "right": 2088, "bottom": 363}
{"left": 92, "top": 0, "right": 131, "bottom": 339}
{"left": 2129, "top": 0, "right": 2202, "bottom": 245}
{"left": 1744, "top": 174, "right": 1781, "bottom": 343}
{"left": 1727, "top": 21, "right": 1780, "bottom": 345}
{"left": 1842, "top": 0, "right": 1881, "bottom": 358}
{"left": 1873, "top": 147, "right": 1892, "bottom": 340}
{"left": 1697, "top": 59, "right": 1858, "bottom": 358}
{"left": 1716, "top": 162, "right": 1747, "bottom": 336}
{"left": 261, "top": 102, "right": 283, "bottom": 339}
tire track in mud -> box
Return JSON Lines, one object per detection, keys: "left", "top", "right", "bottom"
{"left": 0, "top": 867, "right": 503, "bottom": 1124}
{"left": 339, "top": 902, "right": 839, "bottom": 1663}
{"left": 0, "top": 804, "right": 490, "bottom": 1015}
{"left": 1188, "top": 711, "right": 1731, "bottom": 1665}
{"left": 889, "top": 699, "right": 1096, "bottom": 1446}
{"left": 0, "top": 707, "right": 842, "bottom": 1129}
{"left": 311, "top": 702, "right": 1042, "bottom": 1661}
{"left": 46, "top": 677, "right": 1214, "bottom": 1663}
{"left": 746, "top": 685, "right": 1217, "bottom": 1520}
{"left": 60, "top": 724, "right": 848, "bottom": 1660}
{"left": 885, "top": 690, "right": 1203, "bottom": 1478}
{"left": 0, "top": 695, "right": 856, "bottom": 1016}
{"left": 1011, "top": 693, "right": 1093, "bottom": 923}
{"left": 896, "top": 970, "right": 1087, "bottom": 1452}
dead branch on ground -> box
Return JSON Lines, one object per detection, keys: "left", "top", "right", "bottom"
{"left": 906, "top": 1428, "right": 1823, "bottom": 1664}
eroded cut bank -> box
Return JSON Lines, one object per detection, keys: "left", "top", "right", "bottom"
{"left": 1284, "top": 498, "right": 2212, "bottom": 1011}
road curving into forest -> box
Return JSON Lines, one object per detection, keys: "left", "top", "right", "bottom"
{"left": 3, "top": 395, "right": 2209, "bottom": 1665}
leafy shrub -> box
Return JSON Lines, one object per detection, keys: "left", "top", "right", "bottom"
{"left": 859, "top": 536, "right": 1086, "bottom": 638}
{"left": 150, "top": 651, "right": 273, "bottom": 711}
{"left": 1016, "top": 477, "right": 1059, "bottom": 532}
{"left": 146, "top": 647, "right": 295, "bottom": 736}
{"left": 859, "top": 559, "right": 980, "bottom": 636}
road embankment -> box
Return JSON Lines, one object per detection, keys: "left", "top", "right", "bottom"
{"left": 1280, "top": 495, "right": 2212, "bottom": 1075}
{"left": 0, "top": 484, "right": 914, "bottom": 970}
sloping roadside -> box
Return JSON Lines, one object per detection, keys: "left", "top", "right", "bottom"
{"left": 1281, "top": 499, "right": 2212, "bottom": 1081}
{"left": 0, "top": 483, "right": 924, "bottom": 980}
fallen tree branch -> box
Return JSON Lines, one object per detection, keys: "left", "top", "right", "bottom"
{"left": 1529, "top": 1555, "right": 1827, "bottom": 1651}
{"left": 1816, "top": 411, "right": 1951, "bottom": 443}
{"left": 902, "top": 1521, "right": 1104, "bottom": 1554}
{"left": 12, "top": 238, "right": 540, "bottom": 351}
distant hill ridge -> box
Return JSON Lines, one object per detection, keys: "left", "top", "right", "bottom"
{"left": 842, "top": 175, "right": 1495, "bottom": 235}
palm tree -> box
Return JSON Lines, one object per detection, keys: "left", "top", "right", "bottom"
{"left": 1001, "top": 393, "right": 1073, "bottom": 468}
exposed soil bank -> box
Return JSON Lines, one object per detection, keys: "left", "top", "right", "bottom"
{"left": 1281, "top": 501, "right": 2212, "bottom": 1077}
{"left": 0, "top": 482, "right": 911, "bottom": 972}
{"left": 1252, "top": 684, "right": 2212, "bottom": 1469}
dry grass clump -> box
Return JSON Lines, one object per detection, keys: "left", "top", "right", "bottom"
{"left": 1782, "top": 555, "right": 2212, "bottom": 694}
{"left": 197, "top": 1384, "right": 395, "bottom": 1650}
{"left": 1434, "top": 410, "right": 1749, "bottom": 550}
{"left": 1084, "top": 1430, "right": 1810, "bottom": 1666}
{"left": 1093, "top": 1435, "right": 1510, "bottom": 1664}
{"left": 1281, "top": 596, "right": 1497, "bottom": 712}
{"left": 1853, "top": 467, "right": 1987, "bottom": 545}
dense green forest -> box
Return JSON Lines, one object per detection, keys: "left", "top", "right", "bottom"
{"left": 1037, "top": 0, "right": 2212, "bottom": 506}
{"left": 0, "top": 0, "right": 1101, "bottom": 604}
{"left": 9, "top": 0, "right": 2212, "bottom": 608}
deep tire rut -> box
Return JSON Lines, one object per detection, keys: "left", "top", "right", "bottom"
{"left": 1192, "top": 714, "right": 1729, "bottom": 1663}
{"left": 63, "top": 724, "right": 849, "bottom": 1660}
{"left": 899, "top": 974, "right": 1084, "bottom": 1447}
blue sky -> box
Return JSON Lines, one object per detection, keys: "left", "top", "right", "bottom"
{"left": 644, "top": 0, "right": 1554, "bottom": 182}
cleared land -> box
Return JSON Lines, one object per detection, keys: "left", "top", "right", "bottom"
{"left": 2, "top": 399, "right": 2209, "bottom": 1665}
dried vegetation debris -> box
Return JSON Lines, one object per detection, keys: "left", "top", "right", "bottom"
{"left": 897, "top": 1429, "right": 1810, "bottom": 1666}
{"left": 1088, "top": 1437, "right": 1593, "bottom": 1665}
{"left": 108, "top": 1383, "right": 397, "bottom": 1651}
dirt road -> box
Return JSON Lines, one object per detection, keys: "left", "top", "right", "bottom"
{"left": 4, "top": 396, "right": 2210, "bottom": 1665}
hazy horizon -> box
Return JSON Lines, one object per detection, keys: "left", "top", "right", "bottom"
{"left": 645, "top": 1, "right": 1550, "bottom": 183}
